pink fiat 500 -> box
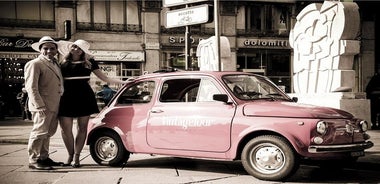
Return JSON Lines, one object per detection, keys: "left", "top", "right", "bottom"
{"left": 87, "top": 71, "right": 373, "bottom": 181}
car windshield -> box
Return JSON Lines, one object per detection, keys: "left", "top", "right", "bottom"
{"left": 222, "top": 74, "right": 290, "bottom": 101}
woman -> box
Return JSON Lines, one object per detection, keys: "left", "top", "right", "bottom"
{"left": 58, "top": 39, "right": 125, "bottom": 167}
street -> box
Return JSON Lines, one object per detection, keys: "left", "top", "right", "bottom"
{"left": 0, "top": 117, "right": 379, "bottom": 184}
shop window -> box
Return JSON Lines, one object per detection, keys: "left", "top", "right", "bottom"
{"left": 0, "top": 1, "right": 54, "bottom": 28}
{"left": 162, "top": 52, "right": 198, "bottom": 71}
{"left": 245, "top": 3, "right": 290, "bottom": 35}
{"left": 0, "top": 58, "right": 27, "bottom": 84}
{"left": 0, "top": 58, "right": 29, "bottom": 116}
{"left": 237, "top": 50, "right": 291, "bottom": 92}
{"left": 168, "top": 53, "right": 186, "bottom": 70}
{"left": 121, "top": 62, "right": 141, "bottom": 79}
{"left": 76, "top": 0, "right": 141, "bottom": 32}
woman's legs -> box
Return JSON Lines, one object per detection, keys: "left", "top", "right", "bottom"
{"left": 73, "top": 115, "right": 90, "bottom": 166}
{"left": 59, "top": 116, "right": 74, "bottom": 164}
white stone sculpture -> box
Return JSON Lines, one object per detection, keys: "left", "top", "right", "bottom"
{"left": 196, "top": 36, "right": 231, "bottom": 71}
{"left": 289, "top": 1, "right": 360, "bottom": 93}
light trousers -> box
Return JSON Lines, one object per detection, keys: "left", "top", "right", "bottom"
{"left": 28, "top": 110, "right": 58, "bottom": 163}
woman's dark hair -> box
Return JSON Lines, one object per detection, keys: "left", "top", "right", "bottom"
{"left": 63, "top": 50, "right": 86, "bottom": 61}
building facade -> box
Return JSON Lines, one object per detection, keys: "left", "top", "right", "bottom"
{"left": 0, "top": 0, "right": 378, "bottom": 117}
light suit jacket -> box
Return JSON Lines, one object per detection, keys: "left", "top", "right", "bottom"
{"left": 24, "top": 55, "right": 64, "bottom": 112}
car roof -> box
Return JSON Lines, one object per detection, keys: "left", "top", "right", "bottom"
{"left": 128, "top": 71, "right": 263, "bottom": 82}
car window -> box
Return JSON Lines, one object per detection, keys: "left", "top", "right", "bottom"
{"left": 117, "top": 81, "right": 155, "bottom": 104}
{"left": 160, "top": 77, "right": 222, "bottom": 103}
{"left": 196, "top": 78, "right": 221, "bottom": 102}
{"left": 223, "top": 74, "right": 289, "bottom": 100}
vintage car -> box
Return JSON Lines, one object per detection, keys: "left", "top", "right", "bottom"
{"left": 86, "top": 71, "right": 373, "bottom": 181}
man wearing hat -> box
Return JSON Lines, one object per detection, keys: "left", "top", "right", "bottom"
{"left": 24, "top": 36, "right": 64, "bottom": 170}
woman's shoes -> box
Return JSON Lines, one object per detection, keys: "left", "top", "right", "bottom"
{"left": 72, "top": 163, "right": 81, "bottom": 168}
{"left": 63, "top": 154, "right": 73, "bottom": 166}
{"left": 72, "top": 153, "right": 81, "bottom": 168}
{"left": 62, "top": 163, "right": 72, "bottom": 166}
{"left": 62, "top": 154, "right": 81, "bottom": 168}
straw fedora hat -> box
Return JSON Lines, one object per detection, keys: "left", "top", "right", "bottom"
{"left": 31, "top": 36, "right": 58, "bottom": 52}
{"left": 58, "top": 39, "right": 92, "bottom": 56}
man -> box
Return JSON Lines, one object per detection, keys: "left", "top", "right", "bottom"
{"left": 16, "top": 86, "right": 31, "bottom": 120}
{"left": 366, "top": 66, "right": 380, "bottom": 129}
{"left": 24, "top": 36, "right": 64, "bottom": 170}
{"left": 97, "top": 84, "right": 116, "bottom": 105}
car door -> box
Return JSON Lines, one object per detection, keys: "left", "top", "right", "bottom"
{"left": 103, "top": 80, "right": 156, "bottom": 151}
{"left": 147, "top": 76, "right": 236, "bottom": 152}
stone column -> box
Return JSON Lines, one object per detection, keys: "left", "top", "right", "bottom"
{"left": 55, "top": 1, "right": 75, "bottom": 40}
{"left": 220, "top": 1, "right": 237, "bottom": 71}
{"left": 142, "top": 1, "right": 161, "bottom": 73}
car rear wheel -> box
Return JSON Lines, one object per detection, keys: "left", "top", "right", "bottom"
{"left": 89, "top": 131, "right": 130, "bottom": 166}
{"left": 241, "top": 135, "right": 299, "bottom": 181}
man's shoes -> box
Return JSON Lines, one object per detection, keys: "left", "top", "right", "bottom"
{"left": 28, "top": 162, "right": 53, "bottom": 170}
{"left": 39, "top": 158, "right": 64, "bottom": 166}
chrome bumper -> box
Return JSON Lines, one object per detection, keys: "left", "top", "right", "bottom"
{"left": 308, "top": 141, "right": 374, "bottom": 153}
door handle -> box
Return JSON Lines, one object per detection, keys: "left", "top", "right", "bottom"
{"left": 151, "top": 109, "right": 163, "bottom": 113}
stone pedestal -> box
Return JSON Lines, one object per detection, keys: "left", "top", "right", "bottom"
{"left": 288, "top": 93, "right": 372, "bottom": 128}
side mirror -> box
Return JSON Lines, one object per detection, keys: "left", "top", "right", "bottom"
{"left": 213, "top": 94, "right": 229, "bottom": 103}
{"left": 292, "top": 97, "right": 298, "bottom": 102}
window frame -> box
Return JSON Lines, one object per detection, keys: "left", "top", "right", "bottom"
{"left": 76, "top": 0, "right": 141, "bottom": 32}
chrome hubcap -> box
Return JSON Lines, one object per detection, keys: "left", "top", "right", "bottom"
{"left": 95, "top": 136, "right": 118, "bottom": 161}
{"left": 251, "top": 144, "right": 285, "bottom": 174}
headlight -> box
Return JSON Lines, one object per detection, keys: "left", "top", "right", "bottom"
{"left": 316, "top": 121, "right": 327, "bottom": 135}
{"left": 360, "top": 120, "right": 369, "bottom": 132}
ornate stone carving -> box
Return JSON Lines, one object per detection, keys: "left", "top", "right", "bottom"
{"left": 289, "top": 1, "right": 360, "bottom": 93}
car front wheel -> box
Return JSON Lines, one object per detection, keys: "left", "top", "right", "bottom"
{"left": 89, "top": 131, "right": 130, "bottom": 166}
{"left": 241, "top": 135, "right": 299, "bottom": 181}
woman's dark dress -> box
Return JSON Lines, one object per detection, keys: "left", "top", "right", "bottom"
{"left": 59, "top": 59, "right": 100, "bottom": 117}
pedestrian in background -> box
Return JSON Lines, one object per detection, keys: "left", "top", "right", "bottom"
{"left": 57, "top": 39, "right": 126, "bottom": 168}
{"left": 24, "top": 36, "right": 64, "bottom": 170}
{"left": 16, "top": 86, "right": 32, "bottom": 120}
{"left": 97, "top": 84, "right": 117, "bottom": 105}
{"left": 366, "top": 66, "right": 380, "bottom": 129}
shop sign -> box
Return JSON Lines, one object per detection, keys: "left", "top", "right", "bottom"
{"left": 165, "top": 4, "right": 211, "bottom": 28}
{"left": 0, "top": 51, "right": 38, "bottom": 59}
{"left": 239, "top": 38, "right": 290, "bottom": 49}
{"left": 98, "top": 64, "right": 117, "bottom": 77}
{"left": 90, "top": 50, "right": 145, "bottom": 62}
{"left": 166, "top": 36, "right": 205, "bottom": 44}
{"left": 0, "top": 37, "right": 38, "bottom": 52}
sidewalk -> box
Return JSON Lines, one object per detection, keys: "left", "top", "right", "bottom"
{"left": 0, "top": 117, "right": 66, "bottom": 146}
{"left": 0, "top": 116, "right": 379, "bottom": 184}
{"left": 0, "top": 116, "right": 379, "bottom": 159}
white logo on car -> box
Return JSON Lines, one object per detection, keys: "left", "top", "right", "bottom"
{"left": 162, "top": 116, "right": 212, "bottom": 129}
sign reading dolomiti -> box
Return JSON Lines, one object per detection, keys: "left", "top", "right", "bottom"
{"left": 165, "top": 4, "right": 211, "bottom": 28}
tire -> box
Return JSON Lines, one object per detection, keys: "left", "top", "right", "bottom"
{"left": 89, "top": 131, "right": 130, "bottom": 166}
{"left": 241, "top": 135, "right": 299, "bottom": 181}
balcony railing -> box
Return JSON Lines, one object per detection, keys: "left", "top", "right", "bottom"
{"left": 0, "top": 18, "right": 54, "bottom": 29}
{"left": 77, "top": 22, "right": 142, "bottom": 33}
{"left": 237, "top": 29, "right": 289, "bottom": 37}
